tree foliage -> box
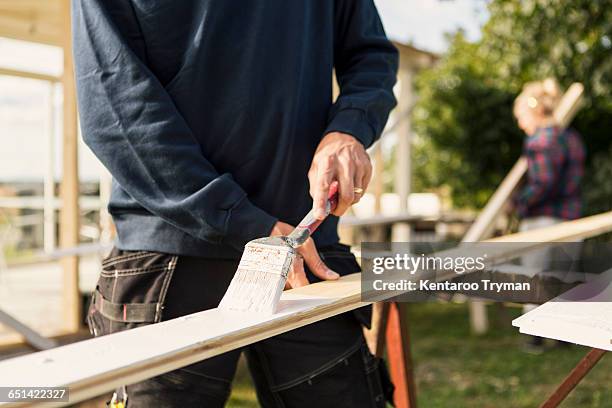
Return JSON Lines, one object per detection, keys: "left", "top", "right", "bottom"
{"left": 412, "top": 0, "right": 612, "bottom": 212}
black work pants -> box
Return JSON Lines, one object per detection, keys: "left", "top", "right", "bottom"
{"left": 87, "top": 243, "right": 393, "bottom": 407}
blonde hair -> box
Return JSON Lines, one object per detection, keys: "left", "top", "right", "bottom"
{"left": 514, "top": 78, "right": 562, "bottom": 118}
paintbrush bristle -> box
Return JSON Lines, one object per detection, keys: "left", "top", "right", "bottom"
{"left": 219, "top": 239, "right": 295, "bottom": 314}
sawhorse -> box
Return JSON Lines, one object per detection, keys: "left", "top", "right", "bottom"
{"left": 540, "top": 347, "right": 607, "bottom": 408}
{"left": 364, "top": 302, "right": 418, "bottom": 408}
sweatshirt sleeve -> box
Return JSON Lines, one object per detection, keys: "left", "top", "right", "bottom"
{"left": 72, "top": 0, "right": 277, "bottom": 250}
{"left": 326, "top": 0, "right": 399, "bottom": 148}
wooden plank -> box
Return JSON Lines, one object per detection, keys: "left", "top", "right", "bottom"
{"left": 59, "top": 0, "right": 81, "bottom": 334}
{"left": 0, "top": 15, "right": 62, "bottom": 47}
{"left": 0, "top": 196, "right": 102, "bottom": 210}
{"left": 0, "top": 311, "right": 58, "bottom": 350}
{"left": 539, "top": 348, "right": 607, "bottom": 408}
{"left": 391, "top": 67, "right": 415, "bottom": 244}
{"left": 0, "top": 0, "right": 62, "bottom": 18}
{"left": 491, "top": 211, "right": 612, "bottom": 244}
{"left": 0, "top": 330, "right": 72, "bottom": 351}
{"left": 363, "top": 302, "right": 389, "bottom": 357}
{"left": 394, "top": 67, "right": 414, "bottom": 214}
{"left": 339, "top": 212, "right": 472, "bottom": 227}
{"left": 0, "top": 67, "right": 60, "bottom": 83}
{"left": 512, "top": 268, "right": 612, "bottom": 351}
{"left": 1, "top": 212, "right": 612, "bottom": 407}
{"left": 0, "top": 0, "right": 62, "bottom": 46}
{"left": 341, "top": 213, "right": 433, "bottom": 227}
{"left": 373, "top": 143, "right": 384, "bottom": 214}
{"left": 381, "top": 65, "right": 417, "bottom": 406}
{"left": 0, "top": 276, "right": 366, "bottom": 407}
{"left": 0, "top": 256, "right": 101, "bottom": 348}
{"left": 462, "top": 157, "right": 528, "bottom": 243}
{"left": 554, "top": 83, "right": 584, "bottom": 129}
{"left": 43, "top": 83, "right": 56, "bottom": 253}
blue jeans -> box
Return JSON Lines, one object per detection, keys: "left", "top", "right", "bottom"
{"left": 87, "top": 244, "right": 393, "bottom": 407}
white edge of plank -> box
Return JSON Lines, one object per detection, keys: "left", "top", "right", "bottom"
{"left": 512, "top": 269, "right": 612, "bottom": 351}
{"left": 0, "top": 275, "right": 365, "bottom": 407}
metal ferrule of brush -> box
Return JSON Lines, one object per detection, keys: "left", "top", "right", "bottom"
{"left": 286, "top": 205, "right": 329, "bottom": 248}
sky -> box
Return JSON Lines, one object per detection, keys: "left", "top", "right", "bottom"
{"left": 375, "top": 0, "right": 487, "bottom": 53}
{"left": 0, "top": 0, "right": 487, "bottom": 182}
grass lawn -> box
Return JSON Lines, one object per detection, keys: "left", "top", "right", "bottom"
{"left": 227, "top": 302, "right": 611, "bottom": 407}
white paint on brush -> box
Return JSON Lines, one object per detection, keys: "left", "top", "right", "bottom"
{"left": 218, "top": 240, "right": 295, "bottom": 314}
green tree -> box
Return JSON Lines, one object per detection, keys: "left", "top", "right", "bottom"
{"left": 412, "top": 0, "right": 612, "bottom": 213}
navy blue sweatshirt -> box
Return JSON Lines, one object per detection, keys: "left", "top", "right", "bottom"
{"left": 73, "top": 0, "right": 398, "bottom": 258}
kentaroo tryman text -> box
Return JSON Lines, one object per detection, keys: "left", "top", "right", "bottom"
{"left": 372, "top": 279, "right": 531, "bottom": 293}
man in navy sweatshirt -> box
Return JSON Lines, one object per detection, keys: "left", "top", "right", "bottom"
{"left": 73, "top": 1, "right": 398, "bottom": 406}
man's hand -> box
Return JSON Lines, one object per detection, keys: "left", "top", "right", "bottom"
{"left": 309, "top": 132, "right": 372, "bottom": 219}
{"left": 270, "top": 221, "right": 339, "bottom": 288}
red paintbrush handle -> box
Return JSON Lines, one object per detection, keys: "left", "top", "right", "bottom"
{"left": 287, "top": 182, "right": 339, "bottom": 247}
{"left": 302, "top": 182, "right": 339, "bottom": 233}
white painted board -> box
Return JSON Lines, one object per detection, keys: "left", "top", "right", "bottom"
{"left": 513, "top": 269, "right": 612, "bottom": 351}
{"left": 0, "top": 275, "right": 365, "bottom": 407}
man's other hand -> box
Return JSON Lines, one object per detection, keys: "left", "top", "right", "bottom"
{"left": 309, "top": 132, "right": 372, "bottom": 219}
{"left": 270, "top": 221, "right": 339, "bottom": 288}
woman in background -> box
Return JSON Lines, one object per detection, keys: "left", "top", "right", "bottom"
{"left": 513, "top": 78, "right": 586, "bottom": 223}
{"left": 512, "top": 78, "right": 586, "bottom": 353}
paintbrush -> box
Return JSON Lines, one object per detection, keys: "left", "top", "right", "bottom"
{"left": 218, "top": 183, "right": 339, "bottom": 314}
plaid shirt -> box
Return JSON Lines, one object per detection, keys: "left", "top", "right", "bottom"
{"left": 516, "top": 126, "right": 585, "bottom": 220}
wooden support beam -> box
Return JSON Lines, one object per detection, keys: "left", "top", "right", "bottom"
{"left": 59, "top": 0, "right": 81, "bottom": 334}
{"left": 554, "top": 83, "right": 585, "bottom": 129}
{"left": 490, "top": 211, "right": 612, "bottom": 244}
{"left": 391, "top": 66, "right": 414, "bottom": 243}
{"left": 1, "top": 212, "right": 611, "bottom": 407}
{"left": 462, "top": 157, "right": 528, "bottom": 243}
{"left": 386, "top": 65, "right": 418, "bottom": 404}
{"left": 43, "top": 83, "right": 57, "bottom": 253}
{"left": 363, "top": 302, "right": 389, "bottom": 357}
{"left": 340, "top": 213, "right": 446, "bottom": 227}
{"left": 0, "top": 67, "right": 60, "bottom": 83}
{"left": 539, "top": 348, "right": 607, "bottom": 408}
{"left": 0, "top": 0, "right": 62, "bottom": 47}
{"left": 373, "top": 143, "right": 384, "bottom": 214}
{"left": 98, "top": 170, "right": 114, "bottom": 244}
{"left": 0, "top": 14, "right": 62, "bottom": 47}
{"left": 0, "top": 310, "right": 58, "bottom": 351}
{"left": 385, "top": 303, "right": 417, "bottom": 408}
